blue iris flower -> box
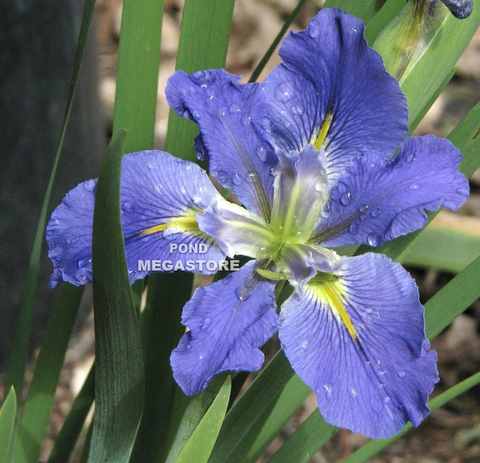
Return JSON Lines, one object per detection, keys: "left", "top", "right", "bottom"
{"left": 46, "top": 9, "right": 469, "bottom": 438}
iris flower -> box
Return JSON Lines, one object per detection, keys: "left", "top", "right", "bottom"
{"left": 440, "top": 0, "right": 473, "bottom": 19}
{"left": 46, "top": 9, "right": 469, "bottom": 438}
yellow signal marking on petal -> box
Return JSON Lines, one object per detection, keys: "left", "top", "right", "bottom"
{"left": 314, "top": 112, "right": 332, "bottom": 151}
{"left": 138, "top": 216, "right": 199, "bottom": 237}
{"left": 310, "top": 276, "right": 357, "bottom": 339}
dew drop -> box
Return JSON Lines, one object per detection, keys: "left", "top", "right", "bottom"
{"left": 229, "top": 103, "right": 241, "bottom": 113}
{"left": 340, "top": 191, "right": 352, "bottom": 206}
{"left": 147, "top": 162, "right": 155, "bottom": 169}
{"left": 371, "top": 208, "right": 381, "bottom": 218}
{"left": 67, "top": 236, "right": 79, "bottom": 244}
{"left": 203, "top": 317, "right": 211, "bottom": 329}
{"left": 349, "top": 222, "right": 359, "bottom": 235}
{"left": 156, "top": 184, "right": 164, "bottom": 193}
{"left": 398, "top": 370, "right": 406, "bottom": 378}
{"left": 359, "top": 214, "right": 366, "bottom": 221}
{"left": 256, "top": 146, "right": 267, "bottom": 162}
{"left": 349, "top": 387, "right": 358, "bottom": 399}
{"left": 358, "top": 204, "right": 369, "bottom": 213}
{"left": 192, "top": 110, "right": 200, "bottom": 118}
{"left": 274, "top": 82, "right": 294, "bottom": 103}
{"left": 180, "top": 186, "right": 187, "bottom": 195}
{"left": 232, "top": 174, "right": 242, "bottom": 186}
{"left": 366, "top": 307, "right": 373, "bottom": 314}
{"left": 78, "top": 258, "right": 92, "bottom": 269}
{"left": 83, "top": 179, "right": 96, "bottom": 191}
{"left": 291, "top": 105, "right": 304, "bottom": 115}
{"left": 308, "top": 25, "right": 320, "bottom": 38}
{"left": 384, "top": 396, "right": 391, "bottom": 404}
{"left": 200, "top": 83, "right": 208, "bottom": 88}
{"left": 410, "top": 183, "right": 420, "bottom": 190}
{"left": 241, "top": 113, "right": 252, "bottom": 126}
{"left": 384, "top": 404, "right": 394, "bottom": 420}
{"left": 198, "top": 354, "right": 205, "bottom": 360}
{"left": 321, "top": 202, "right": 331, "bottom": 218}
{"left": 405, "top": 152, "right": 416, "bottom": 163}
{"left": 323, "top": 384, "right": 333, "bottom": 401}
{"left": 300, "top": 340, "right": 309, "bottom": 349}
{"left": 245, "top": 172, "right": 258, "bottom": 183}
{"left": 216, "top": 170, "right": 231, "bottom": 185}
{"left": 122, "top": 201, "right": 133, "bottom": 212}
{"left": 367, "top": 233, "right": 379, "bottom": 247}
{"left": 235, "top": 287, "right": 250, "bottom": 301}
{"left": 378, "top": 382, "right": 385, "bottom": 389}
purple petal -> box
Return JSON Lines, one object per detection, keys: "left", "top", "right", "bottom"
{"left": 46, "top": 150, "right": 225, "bottom": 287}
{"left": 171, "top": 261, "right": 278, "bottom": 395}
{"left": 166, "top": 69, "right": 277, "bottom": 220}
{"left": 279, "top": 253, "right": 438, "bottom": 438}
{"left": 313, "top": 135, "right": 468, "bottom": 248}
{"left": 264, "top": 8, "right": 408, "bottom": 183}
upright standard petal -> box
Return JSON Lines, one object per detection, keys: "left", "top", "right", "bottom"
{"left": 312, "top": 135, "right": 469, "bottom": 248}
{"left": 264, "top": 8, "right": 408, "bottom": 183}
{"left": 166, "top": 69, "right": 277, "bottom": 220}
{"left": 46, "top": 151, "right": 225, "bottom": 288}
{"left": 279, "top": 253, "right": 438, "bottom": 438}
{"left": 171, "top": 261, "right": 278, "bottom": 395}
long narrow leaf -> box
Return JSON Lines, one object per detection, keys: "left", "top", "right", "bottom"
{"left": 342, "top": 372, "right": 480, "bottom": 463}
{"left": 323, "top": 0, "right": 385, "bottom": 23}
{"left": 0, "top": 388, "right": 17, "bottom": 463}
{"left": 175, "top": 377, "right": 231, "bottom": 463}
{"left": 88, "top": 130, "right": 144, "bottom": 462}
{"left": 133, "top": 2, "right": 236, "bottom": 460}
{"left": 4, "top": 0, "right": 96, "bottom": 403}
{"left": 47, "top": 366, "right": 95, "bottom": 463}
{"left": 14, "top": 284, "right": 84, "bottom": 463}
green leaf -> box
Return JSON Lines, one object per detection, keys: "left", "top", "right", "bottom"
{"left": 112, "top": 0, "right": 164, "bottom": 153}
{"left": 323, "top": 0, "right": 386, "bottom": 23}
{"left": 364, "top": 0, "right": 407, "bottom": 44}
{"left": 47, "top": 366, "right": 95, "bottom": 463}
{"left": 165, "top": 375, "right": 229, "bottom": 463}
{"left": 268, "top": 412, "right": 338, "bottom": 463}
{"left": 14, "top": 284, "right": 84, "bottom": 463}
{"left": 175, "top": 376, "right": 231, "bottom": 463}
{"left": 425, "top": 255, "right": 480, "bottom": 339}
{"left": 403, "top": 214, "right": 480, "bottom": 273}
{"left": 87, "top": 129, "right": 144, "bottom": 463}
{"left": 249, "top": 0, "right": 309, "bottom": 83}
{"left": 342, "top": 371, "right": 480, "bottom": 463}
{"left": 4, "top": 0, "right": 96, "bottom": 404}
{"left": 132, "top": 1, "right": 236, "bottom": 460}
{"left": 0, "top": 388, "right": 17, "bottom": 463}
{"left": 395, "top": 0, "right": 480, "bottom": 125}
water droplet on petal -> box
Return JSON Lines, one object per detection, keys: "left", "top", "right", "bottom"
{"left": 378, "top": 382, "right": 385, "bottom": 389}
{"left": 235, "top": 287, "right": 250, "bottom": 301}
{"left": 366, "top": 307, "right": 373, "bottom": 314}
{"left": 291, "top": 105, "right": 304, "bottom": 115}
{"left": 245, "top": 172, "right": 258, "bottom": 183}
{"left": 241, "top": 113, "right": 252, "bottom": 126}
{"left": 256, "top": 146, "right": 267, "bottom": 162}
{"left": 192, "top": 110, "right": 200, "bottom": 118}
{"left": 122, "top": 201, "right": 133, "bottom": 211}
{"left": 349, "top": 387, "right": 358, "bottom": 399}
{"left": 156, "top": 184, "right": 164, "bottom": 193}
{"left": 398, "top": 370, "right": 406, "bottom": 378}
{"left": 67, "top": 236, "right": 79, "bottom": 244}
{"left": 200, "top": 83, "right": 208, "bottom": 88}
{"left": 78, "top": 257, "right": 92, "bottom": 269}
{"left": 359, "top": 214, "right": 366, "bottom": 221}
{"left": 384, "top": 404, "right": 394, "bottom": 420}
{"left": 229, "top": 103, "right": 241, "bottom": 113}
{"left": 300, "top": 340, "right": 309, "bottom": 349}
{"left": 367, "top": 233, "right": 379, "bottom": 247}
{"left": 405, "top": 152, "right": 416, "bottom": 163}
{"left": 323, "top": 384, "right": 332, "bottom": 401}
{"left": 216, "top": 170, "right": 231, "bottom": 185}
{"left": 83, "top": 180, "right": 96, "bottom": 191}
{"left": 340, "top": 192, "right": 352, "bottom": 206}
{"left": 384, "top": 396, "right": 391, "bottom": 404}
{"left": 371, "top": 208, "right": 381, "bottom": 218}
{"left": 349, "top": 222, "right": 359, "bottom": 235}
{"left": 321, "top": 202, "right": 331, "bottom": 218}
{"left": 180, "top": 186, "right": 187, "bottom": 195}
{"left": 274, "top": 82, "right": 294, "bottom": 103}
{"left": 308, "top": 24, "right": 320, "bottom": 38}
{"left": 232, "top": 174, "right": 242, "bottom": 186}
{"left": 410, "top": 183, "right": 420, "bottom": 190}
{"left": 358, "top": 204, "right": 369, "bottom": 213}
